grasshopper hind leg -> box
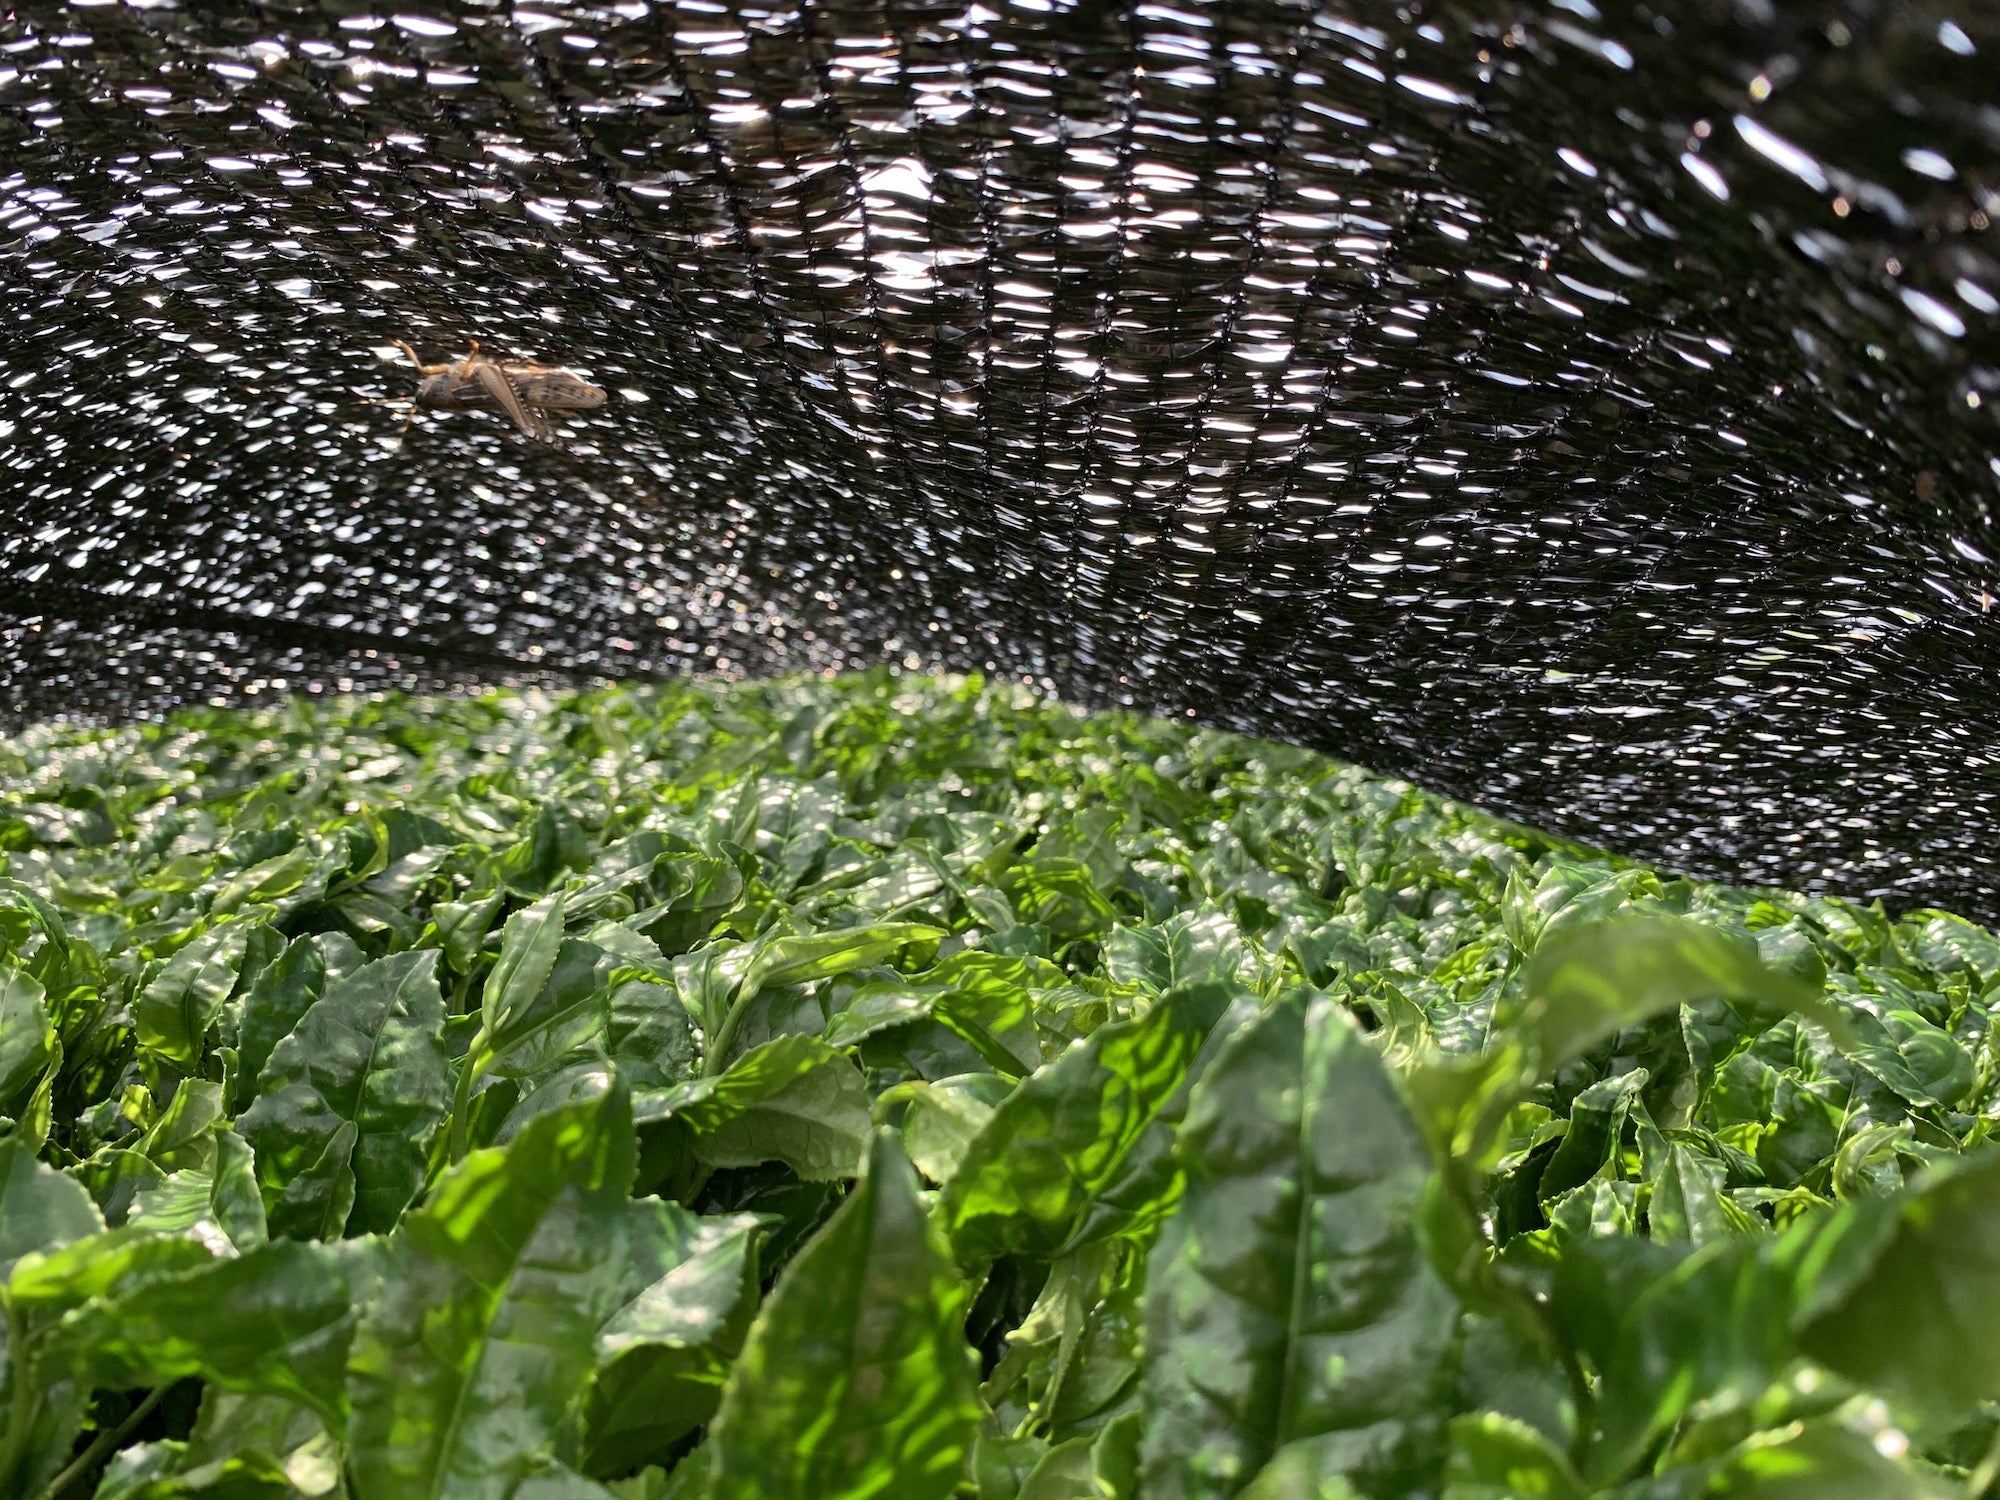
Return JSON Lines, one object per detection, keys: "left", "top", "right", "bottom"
{"left": 469, "top": 357, "right": 547, "bottom": 438}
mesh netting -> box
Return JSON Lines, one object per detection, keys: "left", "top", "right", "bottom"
{"left": 1, "top": 0, "right": 1996, "bottom": 913}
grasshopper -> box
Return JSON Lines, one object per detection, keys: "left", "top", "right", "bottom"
{"left": 389, "top": 340, "right": 606, "bottom": 439}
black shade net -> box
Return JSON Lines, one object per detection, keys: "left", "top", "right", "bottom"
{"left": 2, "top": 0, "right": 1997, "bottom": 914}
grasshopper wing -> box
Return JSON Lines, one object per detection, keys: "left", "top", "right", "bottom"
{"left": 511, "top": 368, "right": 607, "bottom": 410}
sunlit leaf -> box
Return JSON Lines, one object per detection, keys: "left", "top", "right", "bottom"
{"left": 1140, "top": 993, "right": 1457, "bottom": 1499}
{"left": 703, "top": 1130, "right": 980, "bottom": 1500}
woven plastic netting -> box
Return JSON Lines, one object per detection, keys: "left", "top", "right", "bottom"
{"left": 1, "top": 0, "right": 1995, "bottom": 914}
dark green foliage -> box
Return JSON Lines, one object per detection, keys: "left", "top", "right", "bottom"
{"left": 237, "top": 949, "right": 448, "bottom": 1239}
{"left": 704, "top": 1131, "right": 981, "bottom": 1499}
{"left": 344, "top": 1085, "right": 636, "bottom": 1498}
{"left": 1140, "top": 993, "right": 1456, "bottom": 1498}
{"left": 0, "top": 672, "right": 1995, "bottom": 1496}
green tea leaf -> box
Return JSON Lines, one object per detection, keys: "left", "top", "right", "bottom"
{"left": 1139, "top": 992, "right": 1458, "bottom": 1500}
{"left": 1554, "top": 1235, "right": 1791, "bottom": 1483}
{"left": 0, "top": 1228, "right": 220, "bottom": 1496}
{"left": 1441, "top": 1413, "right": 1585, "bottom": 1500}
{"left": 435, "top": 890, "right": 506, "bottom": 975}
{"left": 1234, "top": 1443, "right": 1362, "bottom": 1500}
{"left": 0, "top": 1138, "right": 103, "bottom": 1275}
{"left": 129, "top": 1129, "right": 268, "bottom": 1249}
{"left": 231, "top": 934, "right": 327, "bottom": 1112}
{"left": 72, "top": 1147, "right": 168, "bottom": 1230}
{"left": 484, "top": 937, "right": 614, "bottom": 1081}
{"left": 604, "top": 978, "right": 700, "bottom": 1091}
{"left": 484, "top": 893, "right": 570, "bottom": 1045}
{"left": 46, "top": 1238, "right": 354, "bottom": 1422}
{"left": 9, "top": 1226, "right": 217, "bottom": 1316}
{"left": 1516, "top": 917, "right": 1831, "bottom": 1076}
{"left": 1060, "top": 992, "right": 1261, "bottom": 1253}
{"left": 502, "top": 804, "right": 594, "bottom": 896}
{"left": 0, "top": 967, "right": 56, "bottom": 1118}
{"left": 1794, "top": 1149, "right": 2000, "bottom": 1419}
{"left": 878, "top": 1075, "right": 1008, "bottom": 1185}
{"left": 1646, "top": 1422, "right": 1955, "bottom": 1499}
{"left": 137, "top": 923, "right": 253, "bottom": 1074}
{"left": 1839, "top": 1007, "right": 1974, "bottom": 1109}
{"left": 738, "top": 922, "right": 942, "bottom": 1000}
{"left": 640, "top": 1034, "right": 871, "bottom": 1182}
{"left": 1016, "top": 1437, "right": 1099, "bottom": 1500}
{"left": 1001, "top": 859, "right": 1117, "bottom": 944}
{"left": 1534, "top": 1068, "right": 1649, "bottom": 1208}
{"left": 942, "top": 984, "right": 1229, "bottom": 1264}
{"left": 632, "top": 851, "right": 745, "bottom": 956}
{"left": 579, "top": 1208, "right": 764, "bottom": 1477}
{"left": 90, "top": 1446, "right": 304, "bottom": 1499}
{"left": 344, "top": 1083, "right": 637, "bottom": 1500}
{"left": 238, "top": 949, "right": 450, "bottom": 1238}
{"left": 1104, "top": 909, "right": 1250, "bottom": 995}
{"left": 140, "top": 1078, "right": 226, "bottom": 1174}
{"left": 703, "top": 1130, "right": 981, "bottom": 1500}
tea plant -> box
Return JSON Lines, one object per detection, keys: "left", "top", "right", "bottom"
{"left": 1, "top": 673, "right": 1996, "bottom": 1499}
